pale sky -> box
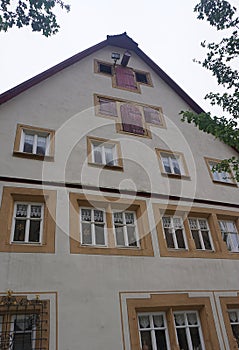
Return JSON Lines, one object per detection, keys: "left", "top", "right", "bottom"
{"left": 0, "top": 0, "right": 237, "bottom": 114}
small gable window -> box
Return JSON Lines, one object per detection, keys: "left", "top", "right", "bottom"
{"left": 98, "top": 62, "right": 112, "bottom": 75}
{"left": 135, "top": 71, "right": 149, "bottom": 84}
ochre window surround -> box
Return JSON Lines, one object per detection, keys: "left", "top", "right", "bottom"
{"left": 0, "top": 187, "right": 57, "bottom": 253}
{"left": 13, "top": 124, "right": 55, "bottom": 161}
{"left": 127, "top": 292, "right": 220, "bottom": 350}
{"left": 94, "top": 59, "right": 153, "bottom": 93}
{"left": 220, "top": 294, "right": 239, "bottom": 350}
{"left": 156, "top": 148, "right": 190, "bottom": 179}
{"left": 153, "top": 203, "right": 239, "bottom": 259}
{"left": 87, "top": 136, "right": 123, "bottom": 171}
{"left": 204, "top": 157, "right": 237, "bottom": 186}
{"left": 94, "top": 94, "right": 165, "bottom": 139}
{"left": 69, "top": 193, "right": 154, "bottom": 256}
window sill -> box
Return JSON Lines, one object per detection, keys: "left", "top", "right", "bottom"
{"left": 13, "top": 151, "right": 54, "bottom": 162}
{"left": 88, "top": 162, "right": 124, "bottom": 171}
{"left": 212, "top": 180, "right": 237, "bottom": 187}
{"left": 161, "top": 172, "right": 191, "bottom": 180}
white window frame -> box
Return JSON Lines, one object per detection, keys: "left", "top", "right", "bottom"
{"left": 208, "top": 161, "right": 234, "bottom": 184}
{"left": 219, "top": 220, "right": 239, "bottom": 252}
{"left": 188, "top": 217, "right": 214, "bottom": 251}
{"left": 11, "top": 202, "right": 44, "bottom": 244}
{"left": 228, "top": 309, "right": 239, "bottom": 347}
{"left": 20, "top": 129, "right": 50, "bottom": 156}
{"left": 113, "top": 211, "right": 140, "bottom": 248}
{"left": 80, "top": 207, "right": 107, "bottom": 246}
{"left": 162, "top": 216, "right": 188, "bottom": 250}
{"left": 174, "top": 311, "right": 205, "bottom": 350}
{"left": 160, "top": 153, "right": 184, "bottom": 175}
{"left": 137, "top": 312, "right": 170, "bottom": 350}
{"left": 91, "top": 141, "right": 118, "bottom": 166}
{"left": 9, "top": 314, "right": 37, "bottom": 349}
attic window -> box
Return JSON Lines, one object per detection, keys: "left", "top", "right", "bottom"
{"left": 98, "top": 63, "right": 112, "bottom": 75}
{"left": 135, "top": 72, "right": 148, "bottom": 84}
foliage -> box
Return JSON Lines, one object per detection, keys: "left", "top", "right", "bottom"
{"left": 0, "top": 0, "right": 70, "bottom": 36}
{"left": 181, "top": 0, "right": 239, "bottom": 181}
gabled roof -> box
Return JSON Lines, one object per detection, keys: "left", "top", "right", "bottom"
{"left": 0, "top": 32, "right": 204, "bottom": 113}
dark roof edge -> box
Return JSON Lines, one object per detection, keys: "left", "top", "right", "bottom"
{"left": 0, "top": 34, "right": 204, "bottom": 113}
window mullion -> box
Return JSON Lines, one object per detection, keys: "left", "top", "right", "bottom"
{"left": 25, "top": 204, "right": 31, "bottom": 242}
{"left": 91, "top": 210, "right": 96, "bottom": 245}
{"left": 101, "top": 145, "right": 106, "bottom": 164}
{"left": 33, "top": 134, "right": 37, "bottom": 154}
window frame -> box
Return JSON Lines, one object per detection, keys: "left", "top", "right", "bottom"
{"left": 11, "top": 202, "right": 44, "bottom": 244}
{"left": 205, "top": 157, "right": 237, "bottom": 186}
{"left": 156, "top": 148, "right": 190, "bottom": 179}
{"left": 188, "top": 217, "right": 214, "bottom": 251}
{"left": 127, "top": 293, "right": 220, "bottom": 350}
{"left": 80, "top": 207, "right": 107, "bottom": 247}
{"left": 113, "top": 210, "right": 140, "bottom": 248}
{"left": 87, "top": 136, "right": 123, "bottom": 170}
{"left": 162, "top": 215, "right": 188, "bottom": 250}
{"left": 0, "top": 187, "right": 56, "bottom": 253}
{"left": 69, "top": 193, "right": 154, "bottom": 256}
{"left": 13, "top": 124, "right": 55, "bottom": 161}
{"left": 220, "top": 295, "right": 239, "bottom": 350}
{"left": 218, "top": 219, "right": 239, "bottom": 253}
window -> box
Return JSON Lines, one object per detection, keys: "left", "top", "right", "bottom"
{"left": 87, "top": 136, "right": 123, "bottom": 170}
{"left": 69, "top": 193, "right": 153, "bottom": 256}
{"left": 205, "top": 157, "right": 236, "bottom": 185}
{"left": 11, "top": 203, "right": 44, "bottom": 244}
{"left": 219, "top": 220, "right": 239, "bottom": 252}
{"left": 80, "top": 208, "right": 106, "bottom": 246}
{"left": 156, "top": 149, "right": 189, "bottom": 178}
{"left": 94, "top": 94, "right": 165, "bottom": 137}
{"left": 113, "top": 211, "right": 139, "bottom": 247}
{"left": 0, "top": 293, "right": 49, "bottom": 350}
{"left": 162, "top": 216, "right": 187, "bottom": 249}
{"left": 94, "top": 60, "right": 153, "bottom": 92}
{"left": 13, "top": 124, "right": 55, "bottom": 160}
{"left": 0, "top": 187, "right": 56, "bottom": 253}
{"left": 188, "top": 218, "right": 213, "bottom": 251}
{"left": 138, "top": 313, "right": 170, "bottom": 350}
{"left": 228, "top": 310, "right": 239, "bottom": 347}
{"left": 127, "top": 293, "right": 220, "bottom": 350}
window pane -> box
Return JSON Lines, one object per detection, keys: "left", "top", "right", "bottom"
{"left": 162, "top": 156, "right": 171, "bottom": 173}
{"left": 105, "top": 146, "right": 115, "bottom": 166}
{"left": 175, "top": 229, "right": 186, "bottom": 249}
{"left": 30, "top": 205, "right": 42, "bottom": 218}
{"left": 155, "top": 330, "right": 168, "bottom": 350}
{"left": 231, "top": 324, "right": 239, "bottom": 346}
{"left": 190, "top": 327, "right": 202, "bottom": 349}
{"left": 93, "top": 145, "right": 103, "bottom": 164}
{"left": 16, "top": 204, "right": 28, "bottom": 218}
{"left": 115, "top": 226, "right": 125, "bottom": 246}
{"left": 139, "top": 315, "right": 150, "bottom": 328}
{"left": 94, "top": 210, "right": 104, "bottom": 223}
{"left": 202, "top": 231, "right": 212, "bottom": 250}
{"left": 172, "top": 157, "right": 181, "bottom": 175}
{"left": 192, "top": 230, "right": 202, "bottom": 249}
{"left": 140, "top": 331, "right": 153, "bottom": 350}
{"left": 95, "top": 224, "right": 105, "bottom": 245}
{"left": 127, "top": 226, "right": 137, "bottom": 247}
{"left": 36, "top": 136, "right": 47, "bottom": 156}
{"left": 23, "top": 134, "right": 34, "bottom": 153}
{"left": 13, "top": 333, "right": 32, "bottom": 350}
{"left": 230, "top": 233, "right": 239, "bottom": 252}
{"left": 81, "top": 209, "right": 91, "bottom": 221}
{"left": 164, "top": 228, "right": 175, "bottom": 248}
{"left": 176, "top": 328, "right": 189, "bottom": 350}
{"left": 82, "top": 223, "right": 92, "bottom": 244}
{"left": 14, "top": 220, "right": 26, "bottom": 241}
{"left": 29, "top": 220, "right": 41, "bottom": 242}
{"left": 114, "top": 212, "right": 123, "bottom": 224}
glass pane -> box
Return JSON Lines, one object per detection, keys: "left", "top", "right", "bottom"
{"left": 199, "top": 219, "right": 207, "bottom": 230}
{"left": 139, "top": 315, "right": 150, "bottom": 329}
{"left": 231, "top": 324, "right": 239, "bottom": 346}
{"left": 94, "top": 210, "right": 104, "bottom": 223}
{"left": 229, "top": 311, "right": 238, "bottom": 323}
{"left": 29, "top": 220, "right": 41, "bottom": 242}
{"left": 36, "top": 136, "right": 46, "bottom": 155}
{"left": 202, "top": 231, "right": 212, "bottom": 250}
{"left": 13, "top": 220, "right": 26, "bottom": 241}
{"left": 173, "top": 218, "right": 182, "bottom": 229}
{"left": 162, "top": 156, "right": 171, "bottom": 173}
{"left": 93, "top": 145, "right": 102, "bottom": 164}
{"left": 175, "top": 314, "right": 185, "bottom": 326}
{"left": 16, "top": 204, "right": 28, "bottom": 218}
{"left": 153, "top": 315, "right": 164, "bottom": 328}
{"left": 162, "top": 217, "right": 171, "bottom": 228}
{"left": 127, "top": 226, "right": 137, "bottom": 247}
{"left": 23, "top": 134, "right": 34, "bottom": 153}
{"left": 82, "top": 223, "right": 92, "bottom": 244}
{"left": 30, "top": 205, "right": 42, "bottom": 218}
{"left": 187, "top": 313, "right": 198, "bottom": 325}
{"left": 105, "top": 146, "right": 115, "bottom": 166}
{"left": 192, "top": 230, "right": 202, "bottom": 249}
{"left": 190, "top": 327, "right": 202, "bottom": 349}
{"left": 115, "top": 226, "right": 125, "bottom": 246}
{"left": 172, "top": 157, "right": 181, "bottom": 175}
{"left": 175, "top": 229, "right": 186, "bottom": 249}
{"left": 95, "top": 224, "right": 105, "bottom": 245}
{"left": 114, "top": 212, "right": 123, "bottom": 224}
{"left": 140, "top": 331, "right": 152, "bottom": 350}
{"left": 13, "top": 333, "right": 32, "bottom": 350}
{"left": 125, "top": 212, "right": 134, "bottom": 225}
{"left": 81, "top": 209, "right": 91, "bottom": 221}
{"left": 165, "top": 228, "right": 175, "bottom": 248}
{"left": 176, "top": 328, "right": 189, "bottom": 350}
{"left": 189, "top": 219, "right": 197, "bottom": 230}
{"left": 227, "top": 221, "right": 237, "bottom": 233}
{"left": 14, "top": 315, "right": 34, "bottom": 331}
{"left": 230, "top": 233, "right": 239, "bottom": 252}
{"left": 155, "top": 330, "right": 168, "bottom": 350}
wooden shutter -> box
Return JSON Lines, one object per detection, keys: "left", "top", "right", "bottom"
{"left": 120, "top": 104, "right": 145, "bottom": 135}
{"left": 143, "top": 107, "right": 161, "bottom": 125}
{"left": 115, "top": 66, "right": 137, "bottom": 91}
{"left": 99, "top": 98, "right": 118, "bottom": 117}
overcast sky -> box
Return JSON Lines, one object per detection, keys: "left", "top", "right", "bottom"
{"left": 0, "top": 0, "right": 237, "bottom": 114}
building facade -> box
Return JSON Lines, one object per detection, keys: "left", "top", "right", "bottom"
{"left": 0, "top": 33, "right": 238, "bottom": 350}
